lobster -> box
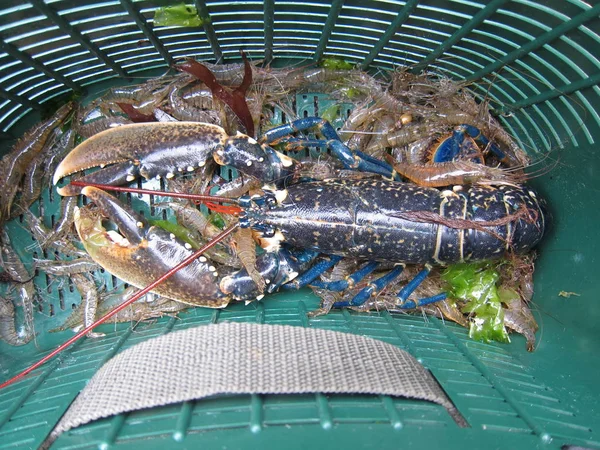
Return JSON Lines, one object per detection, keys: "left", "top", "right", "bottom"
{"left": 0, "top": 116, "right": 546, "bottom": 389}
{"left": 52, "top": 117, "right": 546, "bottom": 309}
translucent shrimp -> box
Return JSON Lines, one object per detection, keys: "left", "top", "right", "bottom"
{"left": 0, "top": 296, "right": 33, "bottom": 346}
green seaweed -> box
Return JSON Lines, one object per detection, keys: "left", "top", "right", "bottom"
{"left": 209, "top": 213, "right": 226, "bottom": 230}
{"left": 153, "top": 3, "right": 205, "bottom": 27}
{"left": 149, "top": 219, "right": 201, "bottom": 249}
{"left": 320, "top": 105, "right": 341, "bottom": 123}
{"left": 442, "top": 263, "right": 510, "bottom": 344}
{"left": 320, "top": 57, "right": 355, "bottom": 70}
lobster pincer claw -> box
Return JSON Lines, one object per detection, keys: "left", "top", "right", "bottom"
{"left": 54, "top": 122, "right": 229, "bottom": 196}
{"left": 75, "top": 186, "right": 231, "bottom": 307}
{"left": 53, "top": 122, "right": 299, "bottom": 195}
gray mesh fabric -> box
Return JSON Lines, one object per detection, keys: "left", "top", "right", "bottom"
{"left": 52, "top": 322, "right": 459, "bottom": 436}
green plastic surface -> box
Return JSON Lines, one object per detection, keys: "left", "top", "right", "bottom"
{"left": 1, "top": 1, "right": 600, "bottom": 449}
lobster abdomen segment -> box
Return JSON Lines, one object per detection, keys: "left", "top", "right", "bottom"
{"left": 263, "top": 179, "right": 545, "bottom": 264}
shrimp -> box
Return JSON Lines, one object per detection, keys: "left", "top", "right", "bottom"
{"left": 386, "top": 156, "right": 519, "bottom": 187}
{"left": 34, "top": 258, "right": 98, "bottom": 276}
{"left": 53, "top": 287, "right": 188, "bottom": 332}
{"left": 0, "top": 296, "right": 33, "bottom": 346}
{"left": 0, "top": 230, "right": 30, "bottom": 283}
{"left": 233, "top": 227, "right": 264, "bottom": 294}
{"left": 167, "top": 77, "right": 221, "bottom": 123}
{"left": 0, "top": 102, "right": 73, "bottom": 224}
{"left": 71, "top": 273, "right": 103, "bottom": 338}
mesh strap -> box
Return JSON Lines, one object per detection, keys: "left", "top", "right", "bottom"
{"left": 52, "top": 322, "right": 461, "bottom": 435}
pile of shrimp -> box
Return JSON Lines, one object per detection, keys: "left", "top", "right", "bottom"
{"left": 0, "top": 57, "right": 539, "bottom": 350}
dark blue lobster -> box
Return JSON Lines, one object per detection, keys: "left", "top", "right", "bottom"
{"left": 54, "top": 117, "right": 546, "bottom": 310}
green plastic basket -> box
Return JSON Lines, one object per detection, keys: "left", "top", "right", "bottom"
{"left": 1, "top": 1, "right": 599, "bottom": 449}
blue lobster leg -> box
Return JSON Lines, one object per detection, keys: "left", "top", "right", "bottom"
{"left": 309, "top": 261, "right": 380, "bottom": 291}
{"left": 333, "top": 265, "right": 405, "bottom": 308}
{"left": 330, "top": 265, "right": 447, "bottom": 310}
{"left": 261, "top": 117, "right": 396, "bottom": 179}
{"left": 395, "top": 267, "right": 447, "bottom": 309}
{"left": 281, "top": 254, "right": 344, "bottom": 290}
{"left": 432, "top": 124, "right": 506, "bottom": 163}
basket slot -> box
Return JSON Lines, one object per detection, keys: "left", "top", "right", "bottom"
{"left": 313, "top": 0, "right": 343, "bottom": 62}
{"left": 411, "top": 0, "right": 511, "bottom": 73}
{"left": 501, "top": 71, "right": 600, "bottom": 113}
{"left": 29, "top": 0, "right": 128, "bottom": 79}
{"left": 0, "top": 39, "right": 82, "bottom": 93}
{"left": 263, "top": 0, "right": 274, "bottom": 63}
{"left": 0, "top": 86, "right": 40, "bottom": 110}
{"left": 360, "top": 0, "right": 419, "bottom": 70}
{"left": 195, "top": 0, "right": 223, "bottom": 61}
{"left": 466, "top": 3, "right": 600, "bottom": 83}
{"left": 119, "top": 0, "right": 173, "bottom": 66}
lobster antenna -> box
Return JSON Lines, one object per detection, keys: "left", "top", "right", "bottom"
{"left": 69, "top": 181, "right": 241, "bottom": 205}
{"left": 0, "top": 222, "right": 240, "bottom": 390}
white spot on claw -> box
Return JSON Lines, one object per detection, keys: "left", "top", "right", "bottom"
{"left": 169, "top": 233, "right": 175, "bottom": 239}
{"left": 199, "top": 256, "right": 207, "bottom": 262}
{"left": 166, "top": 172, "right": 174, "bottom": 179}
{"left": 126, "top": 175, "right": 135, "bottom": 182}
{"left": 136, "top": 221, "right": 144, "bottom": 228}
{"left": 209, "top": 265, "right": 216, "bottom": 272}
{"left": 184, "top": 243, "right": 192, "bottom": 249}
{"left": 246, "top": 160, "right": 252, "bottom": 166}
{"left": 187, "top": 166, "right": 194, "bottom": 172}
{"left": 256, "top": 294, "right": 265, "bottom": 301}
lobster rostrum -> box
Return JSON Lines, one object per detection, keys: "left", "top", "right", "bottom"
{"left": 53, "top": 117, "right": 546, "bottom": 310}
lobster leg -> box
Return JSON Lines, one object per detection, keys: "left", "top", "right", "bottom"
{"left": 309, "top": 261, "right": 380, "bottom": 292}
{"left": 261, "top": 117, "right": 396, "bottom": 178}
{"left": 396, "top": 267, "right": 447, "bottom": 309}
{"left": 340, "top": 265, "right": 406, "bottom": 307}
{"left": 431, "top": 124, "right": 506, "bottom": 163}
{"left": 281, "top": 254, "right": 344, "bottom": 290}
{"left": 314, "top": 263, "right": 447, "bottom": 310}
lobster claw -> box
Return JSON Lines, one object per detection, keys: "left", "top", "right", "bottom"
{"left": 53, "top": 122, "right": 229, "bottom": 195}
{"left": 75, "top": 186, "right": 230, "bottom": 307}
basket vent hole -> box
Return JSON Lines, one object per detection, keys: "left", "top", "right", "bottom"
{"left": 71, "top": 303, "right": 77, "bottom": 310}
{"left": 45, "top": 273, "right": 51, "bottom": 294}
{"left": 49, "top": 303, "right": 55, "bottom": 317}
